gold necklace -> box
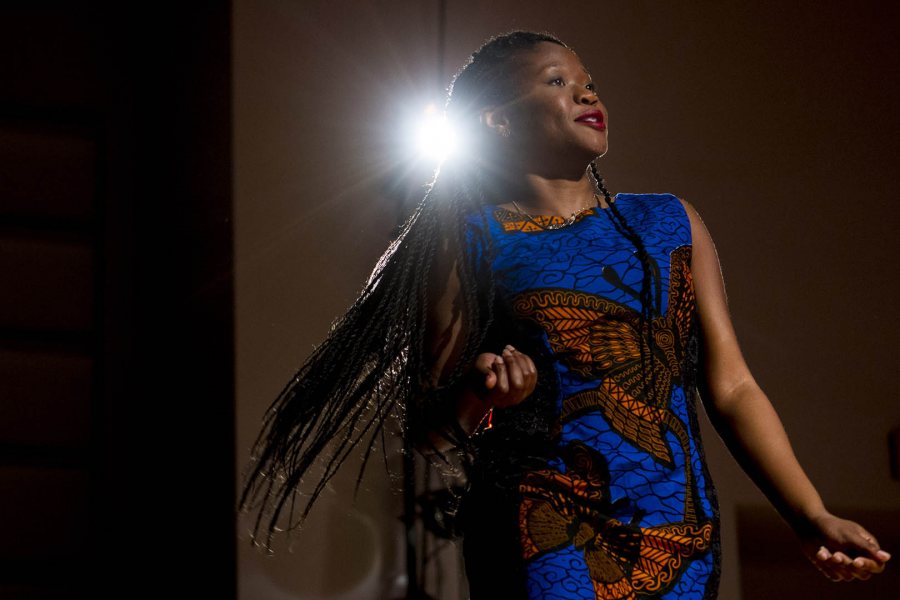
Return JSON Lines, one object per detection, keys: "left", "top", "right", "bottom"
{"left": 510, "top": 193, "right": 601, "bottom": 231}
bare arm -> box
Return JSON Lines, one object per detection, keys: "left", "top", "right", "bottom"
{"left": 682, "top": 198, "right": 890, "bottom": 581}
{"left": 418, "top": 225, "right": 536, "bottom": 453}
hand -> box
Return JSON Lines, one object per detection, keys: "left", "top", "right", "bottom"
{"left": 472, "top": 345, "right": 537, "bottom": 409}
{"left": 799, "top": 512, "right": 890, "bottom": 581}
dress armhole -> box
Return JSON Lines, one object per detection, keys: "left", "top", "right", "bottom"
{"left": 674, "top": 197, "right": 697, "bottom": 271}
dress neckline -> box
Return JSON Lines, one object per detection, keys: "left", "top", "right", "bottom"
{"left": 490, "top": 193, "right": 624, "bottom": 229}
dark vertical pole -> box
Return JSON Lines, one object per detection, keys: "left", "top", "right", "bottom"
{"left": 436, "top": 0, "right": 447, "bottom": 93}
{"left": 404, "top": 3, "right": 449, "bottom": 598}
{"left": 404, "top": 435, "right": 419, "bottom": 598}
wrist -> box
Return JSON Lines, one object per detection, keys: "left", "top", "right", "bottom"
{"left": 455, "top": 379, "right": 494, "bottom": 434}
{"left": 787, "top": 503, "right": 831, "bottom": 536}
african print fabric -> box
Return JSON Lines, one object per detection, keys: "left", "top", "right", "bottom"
{"left": 460, "top": 194, "right": 720, "bottom": 599}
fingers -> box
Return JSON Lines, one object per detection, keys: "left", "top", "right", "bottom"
{"left": 484, "top": 368, "right": 497, "bottom": 390}
{"left": 830, "top": 551, "right": 863, "bottom": 581}
{"left": 502, "top": 346, "right": 523, "bottom": 389}
{"left": 835, "top": 525, "right": 890, "bottom": 579}
{"left": 474, "top": 352, "right": 497, "bottom": 374}
{"left": 803, "top": 515, "right": 891, "bottom": 582}
{"left": 518, "top": 347, "right": 538, "bottom": 392}
{"left": 854, "top": 526, "right": 891, "bottom": 562}
{"left": 811, "top": 546, "right": 886, "bottom": 582}
{"left": 851, "top": 556, "right": 883, "bottom": 577}
{"left": 502, "top": 345, "right": 537, "bottom": 394}
{"left": 475, "top": 352, "right": 508, "bottom": 393}
{"left": 811, "top": 547, "right": 857, "bottom": 582}
{"left": 471, "top": 345, "right": 539, "bottom": 407}
{"left": 477, "top": 345, "right": 538, "bottom": 408}
{"left": 493, "top": 354, "right": 509, "bottom": 394}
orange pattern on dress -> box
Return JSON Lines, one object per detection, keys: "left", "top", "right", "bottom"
{"left": 512, "top": 246, "right": 712, "bottom": 597}
{"left": 517, "top": 441, "right": 713, "bottom": 599}
{"left": 494, "top": 207, "right": 596, "bottom": 233}
{"left": 511, "top": 245, "right": 695, "bottom": 398}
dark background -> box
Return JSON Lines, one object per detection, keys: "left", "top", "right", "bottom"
{"left": 0, "top": 3, "right": 234, "bottom": 599}
{"left": 1, "top": 2, "right": 899, "bottom": 599}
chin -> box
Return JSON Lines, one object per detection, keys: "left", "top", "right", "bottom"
{"left": 577, "top": 136, "right": 608, "bottom": 161}
{"left": 581, "top": 142, "right": 607, "bottom": 162}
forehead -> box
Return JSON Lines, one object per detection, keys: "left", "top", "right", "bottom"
{"left": 517, "top": 42, "right": 590, "bottom": 76}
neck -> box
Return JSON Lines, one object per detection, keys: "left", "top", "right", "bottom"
{"left": 481, "top": 167, "right": 607, "bottom": 215}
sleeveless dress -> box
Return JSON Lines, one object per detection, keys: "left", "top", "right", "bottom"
{"left": 458, "top": 193, "right": 721, "bottom": 600}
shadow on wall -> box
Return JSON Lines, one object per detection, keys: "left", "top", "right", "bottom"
{"left": 239, "top": 498, "right": 386, "bottom": 600}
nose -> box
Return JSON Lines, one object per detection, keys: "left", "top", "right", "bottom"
{"left": 575, "top": 85, "right": 598, "bottom": 105}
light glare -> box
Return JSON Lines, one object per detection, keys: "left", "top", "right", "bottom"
{"left": 414, "top": 103, "right": 458, "bottom": 163}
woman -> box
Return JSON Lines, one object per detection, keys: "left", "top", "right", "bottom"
{"left": 240, "top": 31, "right": 889, "bottom": 598}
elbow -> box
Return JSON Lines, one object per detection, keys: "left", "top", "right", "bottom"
{"left": 703, "top": 374, "right": 759, "bottom": 420}
{"left": 406, "top": 405, "right": 459, "bottom": 457}
{"left": 411, "top": 424, "right": 460, "bottom": 457}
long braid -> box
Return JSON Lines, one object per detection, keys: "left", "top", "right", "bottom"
{"left": 588, "top": 160, "right": 661, "bottom": 402}
{"left": 239, "top": 30, "right": 572, "bottom": 549}
{"left": 239, "top": 171, "right": 491, "bottom": 547}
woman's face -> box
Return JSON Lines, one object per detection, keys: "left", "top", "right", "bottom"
{"left": 496, "top": 42, "right": 608, "bottom": 165}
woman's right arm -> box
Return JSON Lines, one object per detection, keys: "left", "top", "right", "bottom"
{"left": 420, "top": 230, "right": 536, "bottom": 452}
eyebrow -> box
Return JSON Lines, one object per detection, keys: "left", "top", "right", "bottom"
{"left": 538, "top": 62, "right": 592, "bottom": 76}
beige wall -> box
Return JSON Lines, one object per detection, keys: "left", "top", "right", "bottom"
{"left": 234, "top": 2, "right": 900, "bottom": 598}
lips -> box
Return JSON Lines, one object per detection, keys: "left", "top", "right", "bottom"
{"left": 575, "top": 110, "right": 606, "bottom": 131}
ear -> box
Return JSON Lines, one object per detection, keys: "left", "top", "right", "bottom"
{"left": 480, "top": 106, "right": 510, "bottom": 136}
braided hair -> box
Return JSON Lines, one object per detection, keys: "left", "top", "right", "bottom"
{"left": 589, "top": 162, "right": 662, "bottom": 397}
{"left": 238, "top": 30, "right": 662, "bottom": 549}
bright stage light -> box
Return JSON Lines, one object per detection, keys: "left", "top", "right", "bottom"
{"left": 413, "top": 102, "right": 459, "bottom": 163}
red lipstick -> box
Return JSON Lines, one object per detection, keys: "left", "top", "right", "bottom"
{"left": 575, "top": 110, "right": 606, "bottom": 131}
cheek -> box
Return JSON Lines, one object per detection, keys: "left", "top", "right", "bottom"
{"left": 511, "top": 97, "right": 572, "bottom": 139}
{"left": 535, "top": 99, "right": 572, "bottom": 131}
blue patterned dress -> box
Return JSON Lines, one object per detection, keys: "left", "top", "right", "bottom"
{"left": 459, "top": 194, "right": 720, "bottom": 600}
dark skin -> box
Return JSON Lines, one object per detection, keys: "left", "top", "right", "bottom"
{"left": 426, "top": 41, "right": 889, "bottom": 582}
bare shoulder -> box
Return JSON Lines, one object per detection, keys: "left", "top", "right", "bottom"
{"left": 676, "top": 197, "right": 705, "bottom": 238}
{"left": 674, "top": 197, "right": 717, "bottom": 265}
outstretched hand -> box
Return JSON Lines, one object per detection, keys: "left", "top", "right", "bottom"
{"left": 472, "top": 344, "right": 537, "bottom": 409}
{"left": 800, "top": 512, "right": 890, "bottom": 581}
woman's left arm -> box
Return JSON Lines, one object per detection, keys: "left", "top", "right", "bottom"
{"left": 680, "top": 198, "right": 891, "bottom": 582}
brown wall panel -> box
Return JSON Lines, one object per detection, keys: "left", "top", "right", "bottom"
{"left": 0, "top": 238, "right": 93, "bottom": 332}
{"left": 0, "top": 466, "right": 89, "bottom": 560}
{"left": 0, "top": 125, "right": 96, "bottom": 221}
{"left": 0, "top": 349, "right": 92, "bottom": 447}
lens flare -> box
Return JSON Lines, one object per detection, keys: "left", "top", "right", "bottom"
{"left": 414, "top": 103, "right": 458, "bottom": 163}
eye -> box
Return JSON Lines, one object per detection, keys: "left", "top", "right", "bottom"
{"left": 586, "top": 81, "right": 597, "bottom": 92}
{"left": 548, "top": 77, "right": 565, "bottom": 86}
